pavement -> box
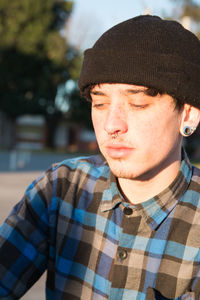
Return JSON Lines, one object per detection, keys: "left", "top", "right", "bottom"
{"left": 0, "top": 150, "right": 78, "bottom": 172}
{"left": 0, "top": 171, "right": 46, "bottom": 299}
{"left": 0, "top": 151, "right": 80, "bottom": 299}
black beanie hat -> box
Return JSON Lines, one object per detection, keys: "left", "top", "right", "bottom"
{"left": 78, "top": 15, "right": 200, "bottom": 108}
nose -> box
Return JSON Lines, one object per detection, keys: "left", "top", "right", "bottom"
{"left": 104, "top": 106, "right": 128, "bottom": 135}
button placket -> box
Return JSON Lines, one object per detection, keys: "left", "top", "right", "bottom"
{"left": 115, "top": 206, "right": 134, "bottom": 262}
{"left": 123, "top": 206, "right": 133, "bottom": 216}
{"left": 117, "top": 249, "right": 128, "bottom": 261}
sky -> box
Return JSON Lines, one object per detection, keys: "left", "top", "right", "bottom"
{"left": 66, "top": 0, "right": 176, "bottom": 50}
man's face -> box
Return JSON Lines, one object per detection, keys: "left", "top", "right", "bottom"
{"left": 91, "top": 83, "right": 184, "bottom": 181}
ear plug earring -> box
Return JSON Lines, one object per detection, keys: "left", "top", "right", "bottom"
{"left": 183, "top": 126, "right": 196, "bottom": 136}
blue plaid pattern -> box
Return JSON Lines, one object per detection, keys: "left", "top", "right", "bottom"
{"left": 0, "top": 154, "right": 200, "bottom": 299}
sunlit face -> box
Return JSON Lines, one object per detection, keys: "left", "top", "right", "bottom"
{"left": 91, "top": 83, "right": 184, "bottom": 180}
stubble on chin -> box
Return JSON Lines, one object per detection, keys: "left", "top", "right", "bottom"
{"left": 106, "top": 157, "right": 158, "bottom": 181}
{"left": 106, "top": 158, "right": 136, "bottom": 179}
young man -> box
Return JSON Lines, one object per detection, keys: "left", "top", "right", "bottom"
{"left": 1, "top": 15, "right": 200, "bottom": 299}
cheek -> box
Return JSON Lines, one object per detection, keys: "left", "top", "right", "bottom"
{"left": 133, "top": 115, "right": 180, "bottom": 146}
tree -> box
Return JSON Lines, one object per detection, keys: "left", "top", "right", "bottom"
{"left": 169, "top": 0, "right": 200, "bottom": 37}
{"left": 0, "top": 0, "right": 82, "bottom": 147}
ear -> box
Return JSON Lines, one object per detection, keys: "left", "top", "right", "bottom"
{"left": 180, "top": 104, "right": 200, "bottom": 137}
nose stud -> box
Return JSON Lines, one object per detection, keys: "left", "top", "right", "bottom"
{"left": 111, "top": 131, "right": 118, "bottom": 139}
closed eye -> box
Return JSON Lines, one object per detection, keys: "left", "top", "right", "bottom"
{"left": 130, "top": 104, "right": 149, "bottom": 109}
{"left": 92, "top": 102, "right": 109, "bottom": 109}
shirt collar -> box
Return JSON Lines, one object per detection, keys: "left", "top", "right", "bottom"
{"left": 100, "top": 150, "right": 193, "bottom": 230}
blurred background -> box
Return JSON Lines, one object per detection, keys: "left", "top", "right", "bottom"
{"left": 0, "top": 0, "right": 200, "bottom": 298}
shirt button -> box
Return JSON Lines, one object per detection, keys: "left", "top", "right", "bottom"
{"left": 123, "top": 207, "right": 133, "bottom": 215}
{"left": 118, "top": 249, "right": 128, "bottom": 260}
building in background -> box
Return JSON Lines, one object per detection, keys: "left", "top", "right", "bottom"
{"left": 15, "top": 115, "right": 45, "bottom": 150}
{"left": 0, "top": 113, "right": 98, "bottom": 153}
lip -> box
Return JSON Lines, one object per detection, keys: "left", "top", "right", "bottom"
{"left": 105, "top": 144, "right": 133, "bottom": 158}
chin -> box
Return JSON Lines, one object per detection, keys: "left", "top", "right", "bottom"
{"left": 107, "top": 157, "right": 162, "bottom": 181}
{"left": 110, "top": 166, "right": 155, "bottom": 181}
{"left": 110, "top": 168, "right": 143, "bottom": 179}
{"left": 106, "top": 159, "right": 140, "bottom": 179}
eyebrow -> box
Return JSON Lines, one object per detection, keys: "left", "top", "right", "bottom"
{"left": 90, "top": 90, "right": 105, "bottom": 96}
{"left": 90, "top": 87, "right": 147, "bottom": 96}
{"left": 124, "top": 88, "right": 147, "bottom": 95}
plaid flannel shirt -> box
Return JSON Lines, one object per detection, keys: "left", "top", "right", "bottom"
{"left": 0, "top": 153, "right": 200, "bottom": 299}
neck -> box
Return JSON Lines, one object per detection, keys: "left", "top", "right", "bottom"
{"left": 118, "top": 160, "right": 181, "bottom": 204}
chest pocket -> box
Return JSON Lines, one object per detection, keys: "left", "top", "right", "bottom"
{"left": 146, "top": 287, "right": 195, "bottom": 300}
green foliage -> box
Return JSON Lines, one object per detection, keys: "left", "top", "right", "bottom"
{"left": 170, "top": 0, "right": 200, "bottom": 37}
{"left": 0, "top": 0, "right": 73, "bottom": 59}
{"left": 0, "top": 0, "right": 81, "bottom": 118}
{"left": 176, "top": 0, "right": 200, "bottom": 20}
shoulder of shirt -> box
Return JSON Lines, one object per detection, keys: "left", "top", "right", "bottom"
{"left": 30, "top": 155, "right": 110, "bottom": 195}
{"left": 49, "top": 154, "right": 109, "bottom": 180}
{"left": 53, "top": 154, "right": 106, "bottom": 169}
{"left": 182, "top": 150, "right": 200, "bottom": 190}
